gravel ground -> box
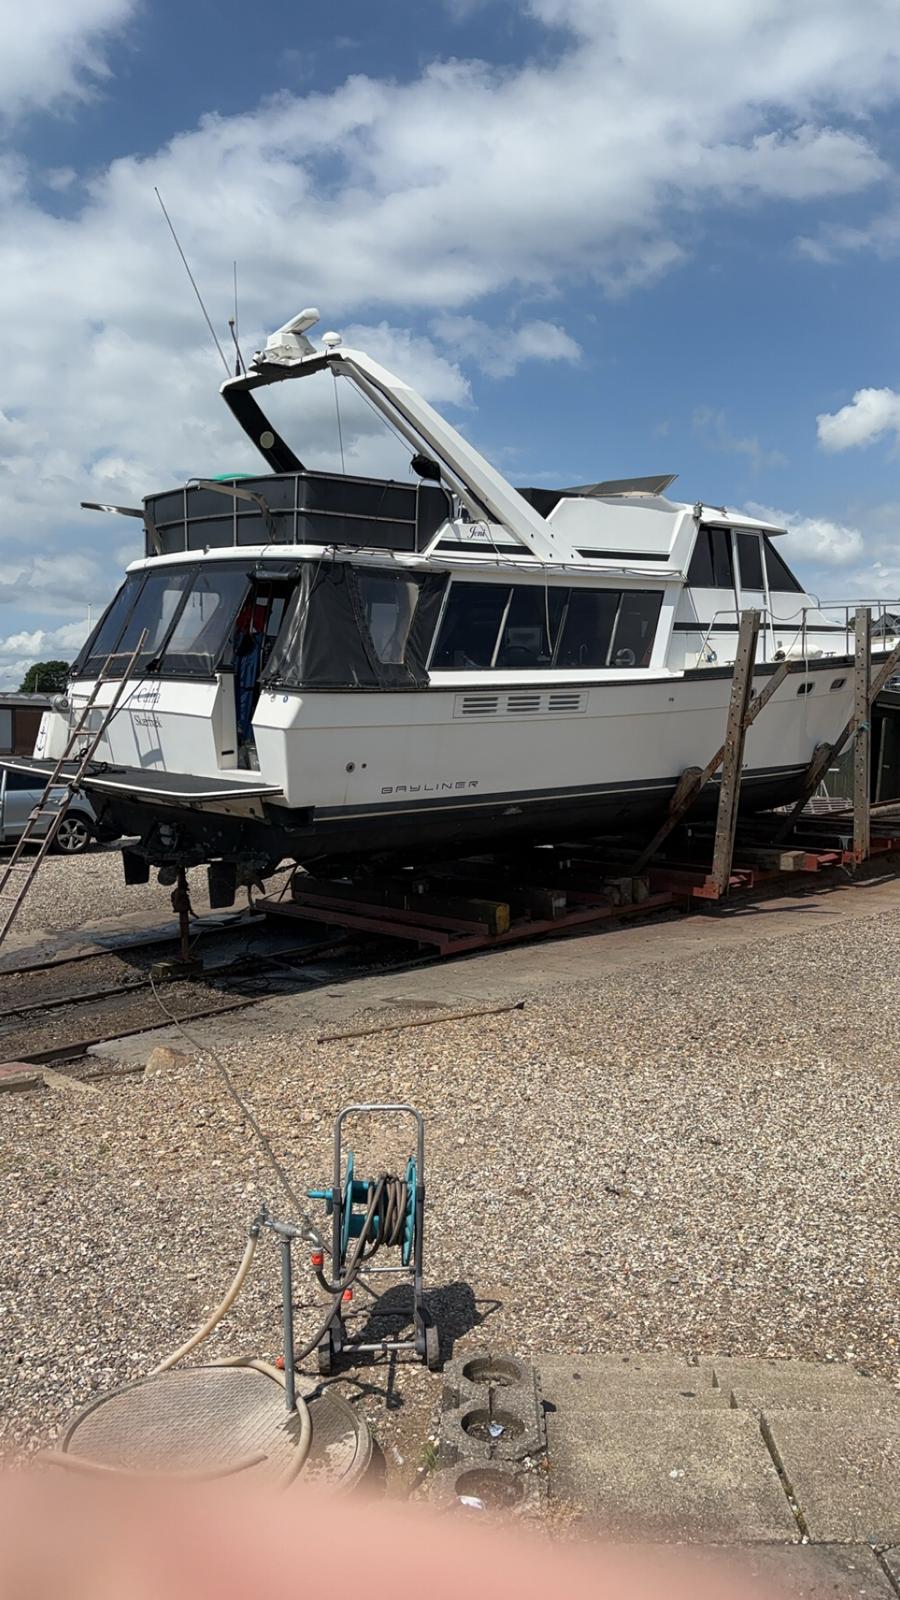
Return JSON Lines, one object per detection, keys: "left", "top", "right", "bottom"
{"left": 3, "top": 845, "right": 213, "bottom": 940}
{"left": 1, "top": 883, "right": 898, "bottom": 1488}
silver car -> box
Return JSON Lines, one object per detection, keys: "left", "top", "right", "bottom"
{"left": 0, "top": 766, "right": 105, "bottom": 854}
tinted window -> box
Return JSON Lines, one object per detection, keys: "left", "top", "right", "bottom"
{"left": 114, "top": 569, "right": 192, "bottom": 674}
{"left": 2, "top": 769, "right": 39, "bottom": 792}
{"left": 431, "top": 583, "right": 510, "bottom": 669}
{"left": 764, "top": 537, "right": 804, "bottom": 594}
{"left": 163, "top": 566, "right": 250, "bottom": 675}
{"left": 556, "top": 590, "right": 620, "bottom": 668}
{"left": 688, "top": 527, "right": 735, "bottom": 589}
{"left": 736, "top": 532, "right": 764, "bottom": 590}
{"left": 610, "top": 591, "right": 663, "bottom": 667}
{"left": 495, "top": 586, "right": 566, "bottom": 668}
{"left": 81, "top": 574, "right": 143, "bottom": 675}
{"left": 358, "top": 573, "right": 422, "bottom": 665}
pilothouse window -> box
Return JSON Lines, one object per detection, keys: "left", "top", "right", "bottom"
{"left": 736, "top": 532, "right": 764, "bottom": 590}
{"left": 688, "top": 528, "right": 735, "bottom": 589}
{"left": 431, "top": 581, "right": 663, "bottom": 672}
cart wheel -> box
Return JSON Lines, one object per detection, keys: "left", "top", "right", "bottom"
{"left": 317, "top": 1335, "right": 333, "bottom": 1377}
{"left": 425, "top": 1323, "right": 441, "bottom": 1372}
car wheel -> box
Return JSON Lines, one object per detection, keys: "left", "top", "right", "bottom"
{"left": 54, "top": 815, "right": 91, "bottom": 854}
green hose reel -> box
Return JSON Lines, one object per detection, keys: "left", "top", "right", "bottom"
{"left": 307, "top": 1151, "right": 418, "bottom": 1267}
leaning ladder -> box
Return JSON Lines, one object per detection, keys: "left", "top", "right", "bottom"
{"left": 0, "top": 632, "right": 147, "bottom": 951}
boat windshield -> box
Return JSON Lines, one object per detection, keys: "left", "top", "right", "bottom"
{"left": 75, "top": 563, "right": 254, "bottom": 679}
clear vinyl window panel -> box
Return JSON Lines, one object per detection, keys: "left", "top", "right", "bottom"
{"left": 163, "top": 567, "right": 251, "bottom": 675}
{"left": 113, "top": 569, "right": 192, "bottom": 675}
{"left": 80, "top": 574, "right": 144, "bottom": 676}
{"left": 357, "top": 572, "right": 422, "bottom": 665}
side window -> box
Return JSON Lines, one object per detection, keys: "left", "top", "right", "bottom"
{"left": 495, "top": 586, "right": 566, "bottom": 668}
{"left": 556, "top": 590, "right": 620, "bottom": 668}
{"left": 2, "top": 770, "right": 38, "bottom": 792}
{"left": 114, "top": 569, "right": 192, "bottom": 675}
{"left": 610, "top": 591, "right": 663, "bottom": 668}
{"left": 764, "top": 537, "right": 804, "bottom": 594}
{"left": 162, "top": 566, "right": 251, "bottom": 675}
{"left": 431, "top": 583, "right": 511, "bottom": 669}
{"left": 687, "top": 527, "right": 735, "bottom": 589}
{"left": 357, "top": 573, "right": 422, "bottom": 665}
{"left": 736, "top": 532, "right": 764, "bottom": 590}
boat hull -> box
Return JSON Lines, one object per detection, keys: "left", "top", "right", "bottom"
{"left": 55, "top": 652, "right": 859, "bottom": 877}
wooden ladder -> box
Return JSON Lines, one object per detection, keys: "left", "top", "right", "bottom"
{"left": 0, "top": 632, "right": 146, "bottom": 951}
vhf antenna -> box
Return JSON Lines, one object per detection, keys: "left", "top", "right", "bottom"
{"left": 154, "top": 186, "right": 230, "bottom": 377}
{"left": 228, "top": 259, "right": 246, "bottom": 376}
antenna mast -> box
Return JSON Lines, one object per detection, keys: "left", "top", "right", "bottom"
{"left": 154, "top": 187, "right": 230, "bottom": 377}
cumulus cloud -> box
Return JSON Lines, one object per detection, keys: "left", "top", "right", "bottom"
{"left": 0, "top": 0, "right": 136, "bottom": 123}
{"left": 2, "top": 0, "right": 900, "bottom": 648}
{"left": 431, "top": 316, "right": 582, "bottom": 377}
{"left": 745, "top": 501, "right": 865, "bottom": 565}
{"left": 817, "top": 388, "right": 900, "bottom": 452}
{"left": 0, "top": 619, "right": 90, "bottom": 690}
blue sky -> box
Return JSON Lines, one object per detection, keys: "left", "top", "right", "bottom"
{"left": 2, "top": 0, "right": 900, "bottom": 683}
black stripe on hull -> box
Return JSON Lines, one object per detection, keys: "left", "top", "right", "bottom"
{"left": 87, "top": 763, "right": 807, "bottom": 873}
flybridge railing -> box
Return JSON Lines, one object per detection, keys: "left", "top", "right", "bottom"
{"left": 694, "top": 601, "right": 900, "bottom": 669}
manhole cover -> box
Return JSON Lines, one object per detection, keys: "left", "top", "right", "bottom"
{"left": 62, "top": 1365, "right": 370, "bottom": 1488}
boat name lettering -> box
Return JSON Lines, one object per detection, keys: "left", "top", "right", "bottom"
{"left": 380, "top": 780, "right": 480, "bottom": 795}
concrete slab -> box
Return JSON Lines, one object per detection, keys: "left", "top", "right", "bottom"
{"left": 542, "top": 1399, "right": 797, "bottom": 1541}
{"left": 540, "top": 1354, "right": 727, "bottom": 1409}
{"left": 765, "top": 1411, "right": 900, "bottom": 1543}
{"left": 724, "top": 1544, "right": 899, "bottom": 1599}
{"left": 711, "top": 1358, "right": 899, "bottom": 1415}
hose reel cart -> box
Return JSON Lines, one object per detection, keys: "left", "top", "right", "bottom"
{"left": 307, "top": 1104, "right": 440, "bottom": 1374}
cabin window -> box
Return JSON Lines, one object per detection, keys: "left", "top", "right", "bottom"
{"left": 763, "top": 536, "right": 804, "bottom": 594}
{"left": 79, "top": 574, "right": 144, "bottom": 676}
{"left": 555, "top": 590, "right": 620, "bottom": 668}
{"left": 163, "top": 566, "right": 252, "bottom": 675}
{"left": 736, "top": 532, "right": 764, "bottom": 590}
{"left": 688, "top": 527, "right": 735, "bottom": 589}
{"left": 495, "top": 586, "right": 566, "bottom": 668}
{"left": 357, "top": 572, "right": 422, "bottom": 665}
{"left": 431, "top": 583, "right": 512, "bottom": 669}
{"left": 610, "top": 591, "right": 663, "bottom": 667}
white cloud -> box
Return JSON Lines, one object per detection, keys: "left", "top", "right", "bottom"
{"left": 0, "top": 0, "right": 136, "bottom": 123}
{"left": 745, "top": 501, "right": 865, "bottom": 565}
{"left": 0, "top": 619, "right": 90, "bottom": 690}
{"left": 817, "top": 388, "right": 900, "bottom": 452}
{"left": 431, "top": 316, "right": 582, "bottom": 377}
{"left": 1, "top": 0, "right": 900, "bottom": 639}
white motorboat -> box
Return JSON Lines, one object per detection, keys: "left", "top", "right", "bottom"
{"left": 19, "top": 310, "right": 900, "bottom": 899}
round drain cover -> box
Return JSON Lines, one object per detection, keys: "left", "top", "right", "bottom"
{"left": 62, "top": 1365, "right": 370, "bottom": 1489}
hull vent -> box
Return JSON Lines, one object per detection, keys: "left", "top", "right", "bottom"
{"left": 454, "top": 690, "right": 588, "bottom": 719}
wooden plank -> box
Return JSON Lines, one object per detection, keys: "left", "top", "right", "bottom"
{"left": 708, "top": 611, "right": 760, "bottom": 897}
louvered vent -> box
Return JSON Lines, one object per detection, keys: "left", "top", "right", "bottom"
{"left": 459, "top": 694, "right": 500, "bottom": 716}
{"left": 453, "top": 689, "right": 588, "bottom": 719}
{"left": 548, "top": 692, "right": 585, "bottom": 713}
